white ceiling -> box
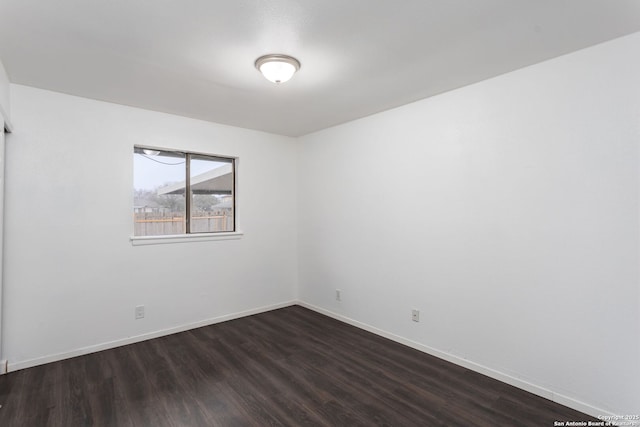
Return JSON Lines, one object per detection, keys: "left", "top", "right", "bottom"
{"left": 1, "top": 1, "right": 639, "bottom": 137}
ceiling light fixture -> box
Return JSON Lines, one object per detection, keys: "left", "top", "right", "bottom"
{"left": 255, "top": 54, "right": 301, "bottom": 84}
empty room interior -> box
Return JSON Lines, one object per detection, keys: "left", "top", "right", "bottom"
{"left": 0, "top": 1, "right": 639, "bottom": 425}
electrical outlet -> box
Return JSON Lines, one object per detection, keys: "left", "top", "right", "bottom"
{"left": 135, "top": 305, "right": 145, "bottom": 319}
{"left": 336, "top": 289, "right": 342, "bottom": 301}
{"left": 412, "top": 309, "right": 420, "bottom": 322}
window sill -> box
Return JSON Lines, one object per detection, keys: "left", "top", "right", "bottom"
{"left": 130, "top": 231, "right": 244, "bottom": 246}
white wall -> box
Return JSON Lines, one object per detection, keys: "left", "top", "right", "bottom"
{"left": 298, "top": 32, "right": 640, "bottom": 416}
{"left": 0, "top": 122, "right": 5, "bottom": 369}
{"left": 4, "top": 85, "right": 298, "bottom": 369}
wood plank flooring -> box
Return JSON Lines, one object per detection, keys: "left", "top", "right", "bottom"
{"left": 0, "top": 305, "right": 595, "bottom": 426}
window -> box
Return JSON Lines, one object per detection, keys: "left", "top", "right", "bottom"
{"left": 133, "top": 147, "right": 235, "bottom": 236}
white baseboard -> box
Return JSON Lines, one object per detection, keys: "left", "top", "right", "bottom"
{"left": 8, "top": 300, "right": 297, "bottom": 372}
{"left": 296, "top": 301, "right": 617, "bottom": 421}
{"left": 0, "top": 359, "right": 7, "bottom": 374}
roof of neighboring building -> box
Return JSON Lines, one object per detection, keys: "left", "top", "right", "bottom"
{"left": 157, "top": 164, "right": 232, "bottom": 196}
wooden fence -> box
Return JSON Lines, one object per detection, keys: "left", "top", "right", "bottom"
{"left": 134, "top": 213, "right": 233, "bottom": 236}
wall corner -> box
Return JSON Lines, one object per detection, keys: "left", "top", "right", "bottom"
{"left": 0, "top": 59, "right": 12, "bottom": 131}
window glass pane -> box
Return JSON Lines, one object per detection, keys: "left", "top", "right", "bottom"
{"left": 133, "top": 149, "right": 186, "bottom": 236}
{"left": 190, "top": 155, "right": 234, "bottom": 233}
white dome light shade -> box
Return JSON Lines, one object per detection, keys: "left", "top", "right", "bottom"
{"left": 255, "top": 54, "right": 301, "bottom": 84}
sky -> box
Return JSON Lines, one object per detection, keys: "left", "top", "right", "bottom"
{"left": 133, "top": 153, "right": 229, "bottom": 191}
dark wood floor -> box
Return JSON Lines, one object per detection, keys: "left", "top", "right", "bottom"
{"left": 0, "top": 305, "right": 594, "bottom": 426}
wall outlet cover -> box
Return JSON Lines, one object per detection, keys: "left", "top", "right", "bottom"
{"left": 135, "top": 305, "right": 145, "bottom": 319}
